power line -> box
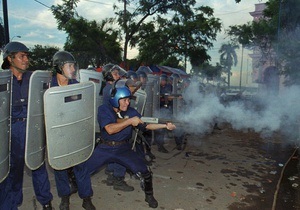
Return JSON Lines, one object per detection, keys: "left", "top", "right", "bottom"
{"left": 33, "top": 0, "right": 113, "bottom": 7}
{"left": 82, "top": 0, "right": 112, "bottom": 5}
{"left": 33, "top": 0, "right": 51, "bottom": 9}
{"left": 215, "top": 6, "right": 254, "bottom": 16}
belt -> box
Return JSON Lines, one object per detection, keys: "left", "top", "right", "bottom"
{"left": 100, "top": 139, "right": 128, "bottom": 146}
{"left": 12, "top": 118, "right": 27, "bottom": 123}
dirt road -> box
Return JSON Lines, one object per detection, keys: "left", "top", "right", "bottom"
{"left": 20, "top": 125, "right": 299, "bottom": 210}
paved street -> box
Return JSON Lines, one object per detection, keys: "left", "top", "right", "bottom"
{"left": 19, "top": 124, "right": 300, "bottom": 210}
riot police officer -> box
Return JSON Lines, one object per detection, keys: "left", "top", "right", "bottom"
{"left": 154, "top": 74, "right": 173, "bottom": 153}
{"left": 86, "top": 86, "right": 176, "bottom": 208}
{"left": 0, "top": 42, "right": 53, "bottom": 210}
{"left": 135, "top": 68, "right": 156, "bottom": 161}
{"left": 50, "top": 51, "right": 95, "bottom": 210}
{"left": 169, "top": 73, "right": 185, "bottom": 150}
{"left": 127, "top": 70, "right": 138, "bottom": 83}
{"left": 101, "top": 64, "right": 134, "bottom": 192}
{"left": 136, "top": 70, "right": 148, "bottom": 88}
{"left": 102, "top": 64, "right": 122, "bottom": 105}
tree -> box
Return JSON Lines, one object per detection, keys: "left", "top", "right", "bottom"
{"left": 193, "top": 62, "right": 224, "bottom": 83}
{"left": 219, "top": 43, "right": 239, "bottom": 87}
{"left": 63, "top": 17, "right": 122, "bottom": 67}
{"left": 227, "top": 23, "right": 253, "bottom": 88}
{"left": 51, "top": 0, "right": 122, "bottom": 68}
{"left": 228, "top": 0, "right": 300, "bottom": 86}
{"left": 114, "top": 0, "right": 198, "bottom": 64}
{"left": 28, "top": 45, "right": 60, "bottom": 71}
{"left": 133, "top": 5, "right": 221, "bottom": 69}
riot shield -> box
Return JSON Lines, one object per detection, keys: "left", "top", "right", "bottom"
{"left": 25, "top": 70, "right": 52, "bottom": 170}
{"left": 172, "top": 80, "right": 179, "bottom": 117}
{"left": 172, "top": 81, "right": 185, "bottom": 118}
{"left": 143, "top": 80, "right": 154, "bottom": 117}
{"left": 0, "top": 70, "right": 11, "bottom": 183}
{"left": 79, "top": 69, "right": 103, "bottom": 132}
{"left": 144, "top": 75, "right": 160, "bottom": 117}
{"left": 130, "top": 89, "right": 147, "bottom": 114}
{"left": 130, "top": 89, "right": 147, "bottom": 149}
{"left": 149, "top": 75, "right": 160, "bottom": 117}
{"left": 44, "top": 81, "right": 96, "bottom": 170}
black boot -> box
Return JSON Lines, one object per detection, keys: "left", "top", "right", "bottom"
{"left": 113, "top": 177, "right": 134, "bottom": 191}
{"left": 43, "top": 202, "right": 53, "bottom": 210}
{"left": 157, "top": 145, "right": 168, "bottom": 153}
{"left": 59, "top": 196, "right": 70, "bottom": 210}
{"left": 105, "top": 172, "right": 116, "bottom": 186}
{"left": 145, "top": 194, "right": 158, "bottom": 208}
{"left": 142, "top": 172, "right": 158, "bottom": 208}
{"left": 146, "top": 151, "right": 156, "bottom": 160}
{"left": 82, "top": 197, "right": 96, "bottom": 210}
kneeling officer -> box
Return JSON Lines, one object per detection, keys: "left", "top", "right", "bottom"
{"left": 86, "top": 86, "right": 176, "bottom": 208}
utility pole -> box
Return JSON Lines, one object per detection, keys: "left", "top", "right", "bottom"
{"left": 2, "top": 0, "right": 10, "bottom": 44}
{"left": 123, "top": 0, "right": 128, "bottom": 68}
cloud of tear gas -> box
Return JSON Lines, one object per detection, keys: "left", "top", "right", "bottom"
{"left": 177, "top": 80, "right": 300, "bottom": 139}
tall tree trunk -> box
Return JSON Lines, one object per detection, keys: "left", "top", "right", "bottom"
{"left": 227, "top": 68, "right": 231, "bottom": 87}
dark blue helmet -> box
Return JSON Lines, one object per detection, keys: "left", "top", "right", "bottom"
{"left": 2, "top": 42, "right": 29, "bottom": 69}
{"left": 109, "top": 86, "right": 131, "bottom": 108}
{"left": 52, "top": 51, "right": 77, "bottom": 75}
{"left": 127, "top": 70, "right": 138, "bottom": 80}
{"left": 2, "top": 41, "right": 29, "bottom": 60}
{"left": 102, "top": 64, "right": 126, "bottom": 81}
{"left": 160, "top": 74, "right": 168, "bottom": 81}
{"left": 136, "top": 70, "right": 147, "bottom": 79}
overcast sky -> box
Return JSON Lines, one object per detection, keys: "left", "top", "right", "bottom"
{"left": 1, "top": 0, "right": 266, "bottom": 85}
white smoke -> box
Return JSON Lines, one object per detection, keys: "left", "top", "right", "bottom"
{"left": 178, "top": 80, "right": 300, "bottom": 140}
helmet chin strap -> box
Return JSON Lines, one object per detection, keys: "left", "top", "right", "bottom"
{"left": 116, "top": 111, "right": 123, "bottom": 119}
{"left": 11, "top": 60, "right": 27, "bottom": 73}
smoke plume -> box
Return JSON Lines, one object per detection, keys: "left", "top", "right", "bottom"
{"left": 177, "top": 80, "right": 300, "bottom": 140}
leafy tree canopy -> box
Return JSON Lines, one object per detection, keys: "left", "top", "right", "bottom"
{"left": 227, "top": 0, "right": 300, "bottom": 86}
{"left": 134, "top": 5, "right": 221, "bottom": 69}
{"left": 114, "top": 0, "right": 198, "bottom": 62}
{"left": 51, "top": 0, "right": 122, "bottom": 68}
{"left": 28, "top": 45, "right": 60, "bottom": 71}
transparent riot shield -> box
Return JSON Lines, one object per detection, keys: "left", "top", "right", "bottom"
{"left": 79, "top": 69, "right": 103, "bottom": 132}
{"left": 172, "top": 80, "right": 179, "bottom": 117}
{"left": 143, "top": 80, "right": 154, "bottom": 117}
{"left": 144, "top": 75, "right": 160, "bottom": 117}
{"left": 150, "top": 75, "right": 160, "bottom": 117}
{"left": 25, "top": 70, "right": 52, "bottom": 170}
{"left": 44, "top": 81, "right": 96, "bottom": 170}
{"left": 173, "top": 80, "right": 185, "bottom": 119}
{"left": 0, "top": 70, "right": 11, "bottom": 183}
{"left": 131, "top": 89, "right": 147, "bottom": 114}
{"left": 130, "top": 89, "right": 147, "bottom": 149}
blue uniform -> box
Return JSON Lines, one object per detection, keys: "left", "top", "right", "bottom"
{"left": 86, "top": 104, "right": 149, "bottom": 175}
{"left": 50, "top": 76, "right": 93, "bottom": 199}
{"left": 101, "top": 83, "right": 127, "bottom": 177}
{"left": 102, "top": 83, "right": 112, "bottom": 106}
{"left": 0, "top": 71, "right": 53, "bottom": 210}
{"left": 160, "top": 83, "right": 173, "bottom": 109}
